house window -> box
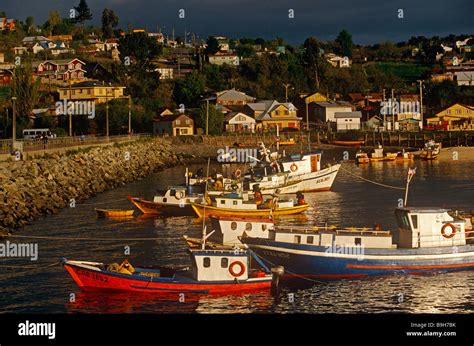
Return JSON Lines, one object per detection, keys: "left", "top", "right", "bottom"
{"left": 294, "top": 235, "right": 301, "bottom": 244}
{"left": 455, "top": 109, "right": 461, "bottom": 115}
{"left": 307, "top": 236, "right": 314, "bottom": 244}
{"left": 176, "top": 120, "right": 181, "bottom": 125}
{"left": 355, "top": 238, "right": 362, "bottom": 246}
{"left": 203, "top": 257, "right": 211, "bottom": 268}
{"left": 221, "top": 258, "right": 228, "bottom": 268}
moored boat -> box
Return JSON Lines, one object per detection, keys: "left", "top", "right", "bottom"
{"left": 330, "top": 140, "right": 365, "bottom": 146}
{"left": 127, "top": 185, "right": 205, "bottom": 215}
{"left": 419, "top": 140, "right": 441, "bottom": 160}
{"left": 355, "top": 151, "right": 370, "bottom": 164}
{"left": 95, "top": 209, "right": 134, "bottom": 218}
{"left": 241, "top": 169, "right": 474, "bottom": 278}
{"left": 191, "top": 194, "right": 309, "bottom": 218}
{"left": 62, "top": 247, "right": 272, "bottom": 294}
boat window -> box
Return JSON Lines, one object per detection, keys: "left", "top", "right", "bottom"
{"left": 231, "top": 222, "right": 237, "bottom": 230}
{"left": 411, "top": 215, "right": 418, "bottom": 229}
{"left": 294, "top": 235, "right": 301, "bottom": 244}
{"left": 307, "top": 236, "right": 314, "bottom": 244}
{"left": 262, "top": 224, "right": 267, "bottom": 231}
{"left": 221, "top": 258, "right": 228, "bottom": 268}
{"left": 245, "top": 223, "right": 252, "bottom": 231}
{"left": 233, "top": 201, "right": 238, "bottom": 205}
{"left": 170, "top": 190, "right": 176, "bottom": 197}
{"left": 355, "top": 238, "right": 362, "bottom": 246}
{"left": 163, "top": 198, "right": 167, "bottom": 203}
{"left": 203, "top": 257, "right": 211, "bottom": 268}
{"left": 220, "top": 200, "right": 225, "bottom": 205}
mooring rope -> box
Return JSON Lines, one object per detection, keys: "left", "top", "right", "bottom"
{"left": 6, "top": 234, "right": 176, "bottom": 242}
{"left": 338, "top": 164, "right": 406, "bottom": 190}
{"left": 0, "top": 261, "right": 60, "bottom": 281}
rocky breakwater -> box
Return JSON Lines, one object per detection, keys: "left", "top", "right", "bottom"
{"left": 0, "top": 139, "right": 184, "bottom": 235}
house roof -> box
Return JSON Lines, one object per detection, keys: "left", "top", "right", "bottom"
{"left": 154, "top": 113, "right": 192, "bottom": 122}
{"left": 23, "top": 36, "right": 50, "bottom": 43}
{"left": 58, "top": 81, "right": 124, "bottom": 89}
{"left": 247, "top": 100, "right": 298, "bottom": 121}
{"left": 334, "top": 111, "right": 362, "bottom": 119}
{"left": 216, "top": 89, "right": 255, "bottom": 102}
{"left": 455, "top": 71, "right": 474, "bottom": 81}
{"left": 315, "top": 101, "right": 353, "bottom": 108}
{"left": 224, "top": 112, "right": 256, "bottom": 123}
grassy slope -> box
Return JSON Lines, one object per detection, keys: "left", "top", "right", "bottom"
{"left": 372, "top": 62, "right": 433, "bottom": 82}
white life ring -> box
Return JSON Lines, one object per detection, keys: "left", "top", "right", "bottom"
{"left": 175, "top": 190, "right": 185, "bottom": 199}
{"left": 290, "top": 163, "right": 298, "bottom": 172}
{"left": 229, "top": 261, "right": 245, "bottom": 277}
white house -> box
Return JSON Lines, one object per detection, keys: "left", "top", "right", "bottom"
{"left": 313, "top": 101, "right": 353, "bottom": 122}
{"left": 455, "top": 71, "right": 474, "bottom": 86}
{"left": 335, "top": 111, "right": 362, "bottom": 131}
{"left": 209, "top": 51, "right": 239, "bottom": 66}
{"left": 326, "top": 54, "right": 351, "bottom": 68}
{"left": 224, "top": 112, "right": 256, "bottom": 133}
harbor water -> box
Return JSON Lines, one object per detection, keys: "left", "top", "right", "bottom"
{"left": 1, "top": 151, "right": 473, "bottom": 314}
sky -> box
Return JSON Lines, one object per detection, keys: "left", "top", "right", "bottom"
{"left": 1, "top": 0, "right": 473, "bottom": 45}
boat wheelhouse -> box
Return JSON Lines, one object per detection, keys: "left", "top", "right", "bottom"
{"left": 128, "top": 185, "right": 205, "bottom": 215}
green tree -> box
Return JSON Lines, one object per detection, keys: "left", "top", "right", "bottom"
{"left": 303, "top": 37, "right": 328, "bottom": 90}
{"left": 73, "top": 0, "right": 93, "bottom": 24}
{"left": 336, "top": 29, "right": 354, "bottom": 58}
{"left": 101, "top": 8, "right": 119, "bottom": 38}
{"left": 119, "top": 32, "right": 162, "bottom": 66}
{"left": 197, "top": 103, "right": 224, "bottom": 135}
{"left": 173, "top": 71, "right": 206, "bottom": 107}
{"left": 24, "top": 16, "right": 35, "bottom": 35}
{"left": 12, "top": 63, "right": 41, "bottom": 125}
{"left": 205, "top": 36, "right": 220, "bottom": 55}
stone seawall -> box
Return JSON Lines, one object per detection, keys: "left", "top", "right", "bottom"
{"left": 0, "top": 138, "right": 186, "bottom": 234}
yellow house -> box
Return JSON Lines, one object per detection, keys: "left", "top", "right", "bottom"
{"left": 427, "top": 103, "right": 474, "bottom": 130}
{"left": 248, "top": 100, "right": 301, "bottom": 131}
{"left": 58, "top": 81, "right": 125, "bottom": 104}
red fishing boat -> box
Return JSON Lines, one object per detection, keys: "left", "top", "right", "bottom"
{"left": 62, "top": 247, "right": 272, "bottom": 294}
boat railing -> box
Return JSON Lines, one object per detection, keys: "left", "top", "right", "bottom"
{"left": 276, "top": 225, "right": 391, "bottom": 236}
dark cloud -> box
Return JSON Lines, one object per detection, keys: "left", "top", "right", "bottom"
{"left": 1, "top": 0, "right": 472, "bottom": 44}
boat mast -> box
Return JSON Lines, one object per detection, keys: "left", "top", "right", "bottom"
{"left": 202, "top": 157, "right": 211, "bottom": 249}
{"left": 404, "top": 167, "right": 416, "bottom": 207}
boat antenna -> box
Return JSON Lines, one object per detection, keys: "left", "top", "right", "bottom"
{"left": 404, "top": 167, "right": 417, "bottom": 207}
{"left": 202, "top": 157, "right": 211, "bottom": 249}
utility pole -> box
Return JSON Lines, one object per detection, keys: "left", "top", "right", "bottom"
{"left": 418, "top": 80, "right": 424, "bottom": 130}
{"left": 391, "top": 88, "right": 395, "bottom": 131}
{"left": 283, "top": 83, "right": 292, "bottom": 103}
{"left": 305, "top": 99, "right": 309, "bottom": 131}
{"left": 382, "top": 88, "right": 386, "bottom": 131}
{"left": 11, "top": 67, "right": 16, "bottom": 147}
{"left": 106, "top": 87, "right": 110, "bottom": 138}
{"left": 69, "top": 81, "right": 73, "bottom": 137}
{"left": 128, "top": 95, "right": 132, "bottom": 135}
{"left": 206, "top": 98, "right": 209, "bottom": 136}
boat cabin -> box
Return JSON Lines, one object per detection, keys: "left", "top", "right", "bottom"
{"left": 188, "top": 249, "right": 250, "bottom": 281}
{"left": 266, "top": 226, "right": 394, "bottom": 249}
{"left": 395, "top": 207, "right": 467, "bottom": 248}
{"left": 210, "top": 216, "right": 275, "bottom": 245}
{"left": 153, "top": 185, "right": 202, "bottom": 205}
{"left": 280, "top": 151, "right": 321, "bottom": 175}
{"left": 212, "top": 195, "right": 294, "bottom": 210}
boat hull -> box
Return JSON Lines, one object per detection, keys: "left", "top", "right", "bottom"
{"left": 64, "top": 262, "right": 271, "bottom": 294}
{"left": 96, "top": 209, "right": 134, "bottom": 218}
{"left": 331, "top": 140, "right": 365, "bottom": 146}
{"left": 128, "top": 196, "right": 195, "bottom": 216}
{"left": 283, "top": 164, "right": 340, "bottom": 193}
{"left": 191, "top": 203, "right": 309, "bottom": 218}
{"left": 242, "top": 238, "right": 474, "bottom": 278}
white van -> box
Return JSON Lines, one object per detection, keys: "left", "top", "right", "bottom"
{"left": 22, "top": 129, "right": 56, "bottom": 140}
